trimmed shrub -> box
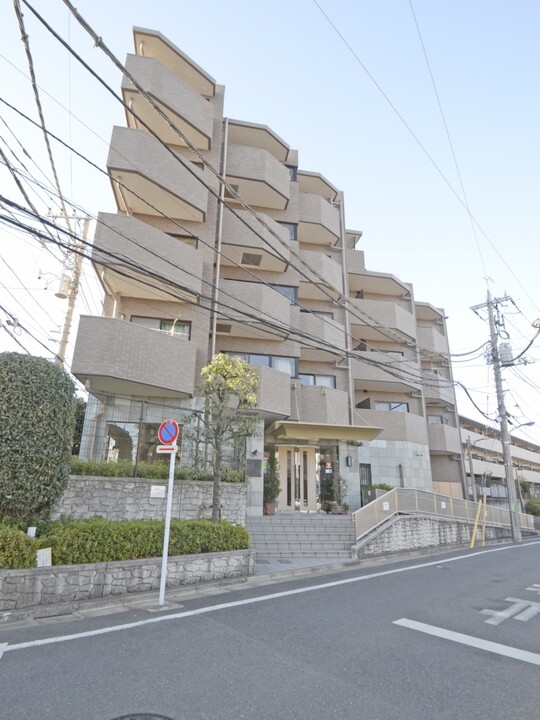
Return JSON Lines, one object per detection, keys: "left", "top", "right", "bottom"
{"left": 70, "top": 458, "right": 243, "bottom": 483}
{"left": 43, "top": 517, "right": 249, "bottom": 566}
{"left": 0, "top": 353, "right": 75, "bottom": 519}
{"left": 0, "top": 526, "right": 37, "bottom": 569}
{"left": 525, "top": 498, "right": 540, "bottom": 516}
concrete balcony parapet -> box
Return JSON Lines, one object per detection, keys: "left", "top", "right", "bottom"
{"left": 93, "top": 212, "right": 202, "bottom": 300}
{"left": 298, "top": 192, "right": 340, "bottom": 245}
{"left": 108, "top": 126, "right": 208, "bottom": 222}
{"left": 122, "top": 54, "right": 214, "bottom": 150}
{"left": 72, "top": 316, "right": 197, "bottom": 398}
{"left": 226, "top": 144, "right": 290, "bottom": 210}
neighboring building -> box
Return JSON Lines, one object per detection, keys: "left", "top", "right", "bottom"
{"left": 72, "top": 28, "right": 465, "bottom": 515}
{"left": 460, "top": 416, "right": 540, "bottom": 506}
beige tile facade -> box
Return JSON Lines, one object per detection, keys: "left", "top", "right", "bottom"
{"left": 73, "top": 28, "right": 466, "bottom": 511}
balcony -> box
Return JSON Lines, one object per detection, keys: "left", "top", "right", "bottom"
{"left": 427, "top": 423, "right": 462, "bottom": 454}
{"left": 297, "top": 171, "right": 338, "bottom": 201}
{"left": 93, "top": 212, "right": 202, "bottom": 301}
{"left": 299, "top": 249, "right": 343, "bottom": 299}
{"left": 298, "top": 193, "right": 340, "bottom": 245}
{"left": 344, "top": 248, "right": 366, "bottom": 274}
{"left": 216, "top": 280, "right": 291, "bottom": 339}
{"left": 227, "top": 120, "right": 289, "bottom": 162}
{"left": 422, "top": 372, "right": 455, "bottom": 405}
{"left": 417, "top": 325, "right": 449, "bottom": 356}
{"left": 352, "top": 353, "right": 422, "bottom": 393}
{"left": 352, "top": 408, "right": 429, "bottom": 444}
{"left": 292, "top": 383, "right": 349, "bottom": 425}
{"left": 348, "top": 269, "right": 411, "bottom": 301}
{"left": 255, "top": 365, "right": 291, "bottom": 419}
{"left": 122, "top": 54, "right": 214, "bottom": 150}
{"left": 133, "top": 28, "right": 216, "bottom": 98}
{"left": 297, "top": 312, "right": 346, "bottom": 361}
{"left": 107, "top": 126, "right": 208, "bottom": 221}
{"left": 72, "top": 316, "right": 197, "bottom": 398}
{"left": 220, "top": 210, "right": 290, "bottom": 272}
{"left": 225, "top": 144, "right": 290, "bottom": 210}
{"left": 350, "top": 297, "right": 417, "bottom": 343}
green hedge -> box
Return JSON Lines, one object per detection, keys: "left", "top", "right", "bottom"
{"left": 0, "top": 518, "right": 249, "bottom": 569}
{"left": 0, "top": 526, "right": 37, "bottom": 569}
{"left": 525, "top": 498, "right": 540, "bottom": 516}
{"left": 70, "top": 458, "right": 245, "bottom": 483}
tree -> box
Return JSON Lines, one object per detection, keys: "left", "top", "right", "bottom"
{"left": 195, "top": 354, "right": 259, "bottom": 522}
{"left": 0, "top": 352, "right": 75, "bottom": 519}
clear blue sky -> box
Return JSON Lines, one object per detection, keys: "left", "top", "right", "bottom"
{"left": 1, "top": 1, "right": 539, "bottom": 443}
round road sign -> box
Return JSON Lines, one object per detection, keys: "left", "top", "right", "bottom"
{"left": 158, "top": 419, "right": 179, "bottom": 445}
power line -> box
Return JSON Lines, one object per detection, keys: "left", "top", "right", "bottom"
{"left": 1, "top": 199, "right": 465, "bottom": 392}
{"left": 312, "top": 0, "right": 540, "bottom": 316}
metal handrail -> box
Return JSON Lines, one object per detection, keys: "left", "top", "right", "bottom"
{"left": 352, "top": 487, "right": 535, "bottom": 541}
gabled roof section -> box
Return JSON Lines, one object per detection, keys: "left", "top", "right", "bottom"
{"left": 132, "top": 28, "right": 216, "bottom": 98}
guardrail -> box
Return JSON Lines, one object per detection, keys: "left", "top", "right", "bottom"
{"left": 352, "top": 488, "right": 535, "bottom": 541}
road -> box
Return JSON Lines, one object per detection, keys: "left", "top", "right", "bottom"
{"left": 1, "top": 540, "right": 539, "bottom": 720}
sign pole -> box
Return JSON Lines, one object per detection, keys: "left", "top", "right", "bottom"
{"left": 159, "top": 446, "right": 176, "bottom": 606}
{"left": 156, "top": 419, "right": 180, "bottom": 607}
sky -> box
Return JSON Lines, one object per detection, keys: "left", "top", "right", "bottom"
{"left": 1, "top": 0, "right": 539, "bottom": 445}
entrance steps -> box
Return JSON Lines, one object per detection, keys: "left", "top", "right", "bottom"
{"left": 245, "top": 513, "right": 356, "bottom": 560}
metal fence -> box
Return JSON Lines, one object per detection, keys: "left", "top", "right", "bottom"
{"left": 352, "top": 487, "right": 535, "bottom": 541}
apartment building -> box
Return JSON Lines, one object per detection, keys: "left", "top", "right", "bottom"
{"left": 72, "top": 28, "right": 465, "bottom": 515}
{"left": 460, "top": 416, "right": 540, "bottom": 505}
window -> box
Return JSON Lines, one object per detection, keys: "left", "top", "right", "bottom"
{"left": 277, "top": 222, "right": 298, "bottom": 241}
{"left": 270, "top": 284, "right": 298, "bottom": 303}
{"left": 131, "top": 316, "right": 191, "bottom": 341}
{"left": 229, "top": 353, "right": 298, "bottom": 377}
{"left": 299, "top": 374, "right": 336, "bottom": 388}
{"left": 427, "top": 414, "right": 443, "bottom": 424}
{"left": 374, "top": 401, "right": 409, "bottom": 413}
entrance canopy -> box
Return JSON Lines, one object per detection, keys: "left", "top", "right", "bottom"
{"left": 266, "top": 421, "right": 382, "bottom": 443}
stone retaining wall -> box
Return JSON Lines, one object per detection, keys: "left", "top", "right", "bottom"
{"left": 353, "top": 515, "right": 512, "bottom": 558}
{"left": 54, "top": 476, "right": 247, "bottom": 525}
{"left": 0, "top": 549, "right": 255, "bottom": 618}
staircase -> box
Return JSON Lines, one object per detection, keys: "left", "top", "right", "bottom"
{"left": 245, "top": 513, "right": 356, "bottom": 560}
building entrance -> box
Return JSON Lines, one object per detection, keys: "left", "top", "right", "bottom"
{"left": 277, "top": 446, "right": 317, "bottom": 512}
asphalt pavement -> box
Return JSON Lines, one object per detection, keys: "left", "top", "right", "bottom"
{"left": 1, "top": 539, "right": 539, "bottom": 720}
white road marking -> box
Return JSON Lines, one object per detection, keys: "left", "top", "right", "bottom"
{"left": 481, "top": 597, "right": 540, "bottom": 625}
{"left": 393, "top": 618, "right": 540, "bottom": 666}
{"left": 526, "top": 584, "right": 540, "bottom": 595}
{"left": 0, "top": 643, "right": 7, "bottom": 660}
{"left": 1, "top": 540, "right": 539, "bottom": 660}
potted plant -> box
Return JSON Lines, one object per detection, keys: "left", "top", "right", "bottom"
{"left": 331, "top": 475, "right": 349, "bottom": 514}
{"left": 263, "top": 449, "right": 281, "bottom": 515}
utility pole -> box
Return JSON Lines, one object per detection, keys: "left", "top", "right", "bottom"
{"left": 54, "top": 215, "right": 90, "bottom": 367}
{"left": 482, "top": 290, "right": 522, "bottom": 542}
{"left": 466, "top": 437, "right": 478, "bottom": 502}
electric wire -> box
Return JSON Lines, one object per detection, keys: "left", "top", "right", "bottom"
{"left": 312, "top": 0, "right": 540, "bottom": 316}
{"left": 1, "top": 199, "right": 464, "bottom": 392}
{"left": 27, "top": 0, "right": 433, "bottom": 357}
{"left": 408, "top": 0, "right": 487, "bottom": 277}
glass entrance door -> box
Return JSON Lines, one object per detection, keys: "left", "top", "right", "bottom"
{"left": 277, "top": 446, "right": 317, "bottom": 512}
